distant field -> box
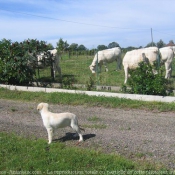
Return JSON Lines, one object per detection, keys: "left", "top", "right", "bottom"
{"left": 37, "top": 52, "right": 175, "bottom": 89}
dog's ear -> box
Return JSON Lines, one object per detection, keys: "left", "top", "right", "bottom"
{"left": 37, "top": 103, "right": 43, "bottom": 111}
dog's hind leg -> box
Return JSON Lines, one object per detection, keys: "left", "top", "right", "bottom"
{"left": 71, "top": 118, "right": 83, "bottom": 142}
{"left": 47, "top": 128, "right": 54, "bottom": 144}
{"left": 74, "top": 128, "right": 83, "bottom": 142}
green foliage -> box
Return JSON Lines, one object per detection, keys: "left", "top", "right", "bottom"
{"left": 0, "top": 132, "right": 137, "bottom": 172}
{"left": 62, "top": 76, "right": 77, "bottom": 89}
{"left": 1, "top": 88, "right": 175, "bottom": 112}
{"left": 157, "top": 39, "right": 166, "bottom": 48}
{"left": 1, "top": 132, "right": 169, "bottom": 172}
{"left": 0, "top": 39, "right": 50, "bottom": 85}
{"left": 145, "top": 39, "right": 166, "bottom": 48}
{"left": 77, "top": 44, "right": 87, "bottom": 51}
{"left": 97, "top": 45, "right": 108, "bottom": 51}
{"left": 108, "top": 41, "right": 120, "bottom": 48}
{"left": 128, "top": 61, "right": 169, "bottom": 96}
{"left": 69, "top": 43, "right": 78, "bottom": 51}
{"left": 145, "top": 42, "right": 156, "bottom": 47}
{"left": 86, "top": 76, "right": 96, "bottom": 91}
{"left": 56, "top": 38, "right": 69, "bottom": 53}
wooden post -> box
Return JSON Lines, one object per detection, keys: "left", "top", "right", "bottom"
{"left": 50, "top": 54, "right": 55, "bottom": 81}
{"left": 96, "top": 50, "right": 99, "bottom": 85}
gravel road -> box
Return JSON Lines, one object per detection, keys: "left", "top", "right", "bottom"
{"left": 0, "top": 99, "right": 175, "bottom": 169}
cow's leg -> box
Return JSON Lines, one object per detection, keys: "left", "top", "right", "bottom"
{"left": 53, "top": 63, "right": 62, "bottom": 81}
{"left": 52, "top": 62, "right": 56, "bottom": 79}
{"left": 53, "top": 69, "right": 56, "bottom": 79}
{"left": 124, "top": 66, "right": 129, "bottom": 84}
{"left": 165, "top": 62, "right": 172, "bottom": 79}
{"left": 54, "top": 55, "right": 62, "bottom": 80}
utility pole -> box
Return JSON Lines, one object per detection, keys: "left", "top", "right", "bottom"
{"left": 151, "top": 28, "right": 154, "bottom": 46}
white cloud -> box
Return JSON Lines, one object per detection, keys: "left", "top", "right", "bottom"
{"left": 0, "top": 0, "right": 175, "bottom": 48}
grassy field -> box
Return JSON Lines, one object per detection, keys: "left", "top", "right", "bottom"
{"left": 1, "top": 132, "right": 134, "bottom": 172}
{"left": 1, "top": 89, "right": 175, "bottom": 173}
{"left": 37, "top": 52, "right": 175, "bottom": 89}
{"left": 1, "top": 132, "right": 171, "bottom": 174}
{"left": 37, "top": 52, "right": 127, "bottom": 87}
{"left": 0, "top": 88, "right": 175, "bottom": 112}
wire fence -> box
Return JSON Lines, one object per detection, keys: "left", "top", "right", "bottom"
{"left": 38, "top": 50, "right": 125, "bottom": 89}
{"left": 35, "top": 48, "right": 175, "bottom": 92}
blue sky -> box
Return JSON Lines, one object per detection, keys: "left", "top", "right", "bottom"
{"left": 0, "top": 0, "right": 175, "bottom": 49}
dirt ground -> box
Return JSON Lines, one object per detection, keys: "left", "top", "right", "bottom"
{"left": 0, "top": 99, "right": 175, "bottom": 169}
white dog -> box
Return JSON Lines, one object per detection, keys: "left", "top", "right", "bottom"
{"left": 37, "top": 102, "right": 84, "bottom": 144}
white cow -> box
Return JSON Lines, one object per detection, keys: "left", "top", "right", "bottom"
{"left": 167, "top": 46, "right": 175, "bottom": 55}
{"left": 46, "top": 49, "right": 62, "bottom": 79}
{"left": 36, "top": 52, "right": 45, "bottom": 67}
{"left": 89, "top": 47, "right": 122, "bottom": 73}
{"left": 123, "top": 47, "right": 159, "bottom": 84}
{"left": 28, "top": 49, "right": 61, "bottom": 79}
{"left": 159, "top": 47, "right": 174, "bottom": 79}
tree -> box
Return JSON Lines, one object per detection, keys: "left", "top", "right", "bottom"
{"left": 157, "top": 39, "right": 165, "bottom": 48}
{"left": 47, "top": 43, "right": 54, "bottom": 50}
{"left": 108, "top": 42, "right": 120, "bottom": 49}
{"left": 77, "top": 44, "right": 87, "bottom": 51}
{"left": 122, "top": 46, "right": 138, "bottom": 53}
{"left": 97, "top": 45, "right": 107, "bottom": 51}
{"left": 69, "top": 43, "right": 78, "bottom": 51}
{"left": 169, "top": 40, "right": 174, "bottom": 44}
{"left": 145, "top": 42, "right": 156, "bottom": 47}
{"left": 56, "top": 38, "right": 69, "bottom": 53}
{"left": 167, "top": 40, "right": 175, "bottom": 46}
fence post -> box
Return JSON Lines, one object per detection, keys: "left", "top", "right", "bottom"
{"left": 68, "top": 51, "right": 70, "bottom": 59}
{"left": 96, "top": 50, "right": 99, "bottom": 85}
{"left": 157, "top": 49, "right": 160, "bottom": 70}
{"left": 50, "top": 54, "right": 55, "bottom": 81}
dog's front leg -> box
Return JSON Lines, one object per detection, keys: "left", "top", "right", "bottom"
{"left": 47, "top": 128, "right": 54, "bottom": 144}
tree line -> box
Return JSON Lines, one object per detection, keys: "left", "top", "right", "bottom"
{"left": 56, "top": 38, "right": 175, "bottom": 54}
{"left": 56, "top": 38, "right": 121, "bottom": 55}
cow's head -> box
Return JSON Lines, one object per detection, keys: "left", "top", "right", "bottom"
{"left": 89, "top": 65, "right": 96, "bottom": 73}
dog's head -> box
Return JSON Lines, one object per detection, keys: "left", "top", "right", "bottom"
{"left": 37, "top": 103, "right": 49, "bottom": 112}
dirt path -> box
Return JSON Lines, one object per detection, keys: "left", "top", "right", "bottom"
{"left": 0, "top": 99, "right": 175, "bottom": 169}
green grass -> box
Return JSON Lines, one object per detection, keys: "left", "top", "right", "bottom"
{"left": 82, "top": 124, "right": 107, "bottom": 129}
{"left": 87, "top": 116, "right": 101, "bottom": 122}
{"left": 37, "top": 52, "right": 175, "bottom": 89}
{"left": 0, "top": 132, "right": 170, "bottom": 173}
{"left": 0, "top": 87, "right": 175, "bottom": 112}
{"left": 0, "top": 89, "right": 174, "bottom": 172}
{"left": 37, "top": 53, "right": 126, "bottom": 86}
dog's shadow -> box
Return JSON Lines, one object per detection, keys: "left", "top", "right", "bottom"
{"left": 53, "top": 132, "right": 96, "bottom": 142}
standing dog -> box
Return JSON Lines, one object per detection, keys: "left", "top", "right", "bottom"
{"left": 37, "top": 102, "right": 84, "bottom": 144}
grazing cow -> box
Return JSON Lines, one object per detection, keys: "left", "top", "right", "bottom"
{"left": 123, "top": 47, "right": 159, "bottom": 84}
{"left": 167, "top": 46, "right": 175, "bottom": 55}
{"left": 36, "top": 52, "right": 45, "bottom": 68}
{"left": 159, "top": 47, "right": 174, "bottom": 79}
{"left": 36, "top": 49, "right": 61, "bottom": 79}
{"left": 46, "top": 49, "right": 62, "bottom": 79}
{"left": 89, "top": 47, "right": 122, "bottom": 73}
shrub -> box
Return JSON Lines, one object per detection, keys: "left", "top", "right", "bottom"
{"left": 86, "top": 76, "right": 96, "bottom": 91}
{"left": 127, "top": 61, "right": 170, "bottom": 96}
{"left": 0, "top": 39, "right": 49, "bottom": 85}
